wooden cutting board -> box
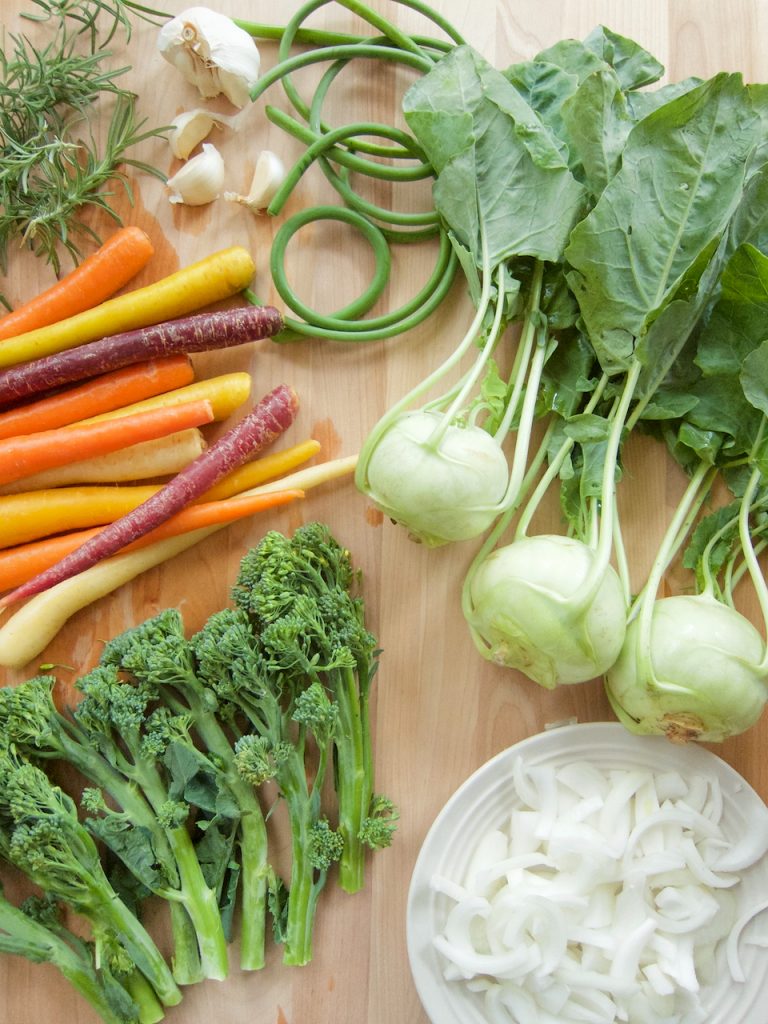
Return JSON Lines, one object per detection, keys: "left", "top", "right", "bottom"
{"left": 1, "top": 1, "right": 767, "bottom": 1021}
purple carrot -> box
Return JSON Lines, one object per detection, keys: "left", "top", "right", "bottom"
{"left": 0, "top": 384, "right": 299, "bottom": 608}
{"left": 0, "top": 305, "right": 283, "bottom": 406}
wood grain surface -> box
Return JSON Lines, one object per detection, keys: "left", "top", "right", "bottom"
{"left": 1, "top": 1, "right": 767, "bottom": 1022}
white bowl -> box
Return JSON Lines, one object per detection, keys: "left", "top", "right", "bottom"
{"left": 406, "top": 721, "right": 768, "bottom": 1024}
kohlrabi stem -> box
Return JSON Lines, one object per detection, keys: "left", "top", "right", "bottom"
{"left": 355, "top": 225, "right": 493, "bottom": 489}
{"left": 738, "top": 462, "right": 768, "bottom": 674}
{"left": 428, "top": 262, "right": 508, "bottom": 448}
{"left": 612, "top": 500, "right": 632, "bottom": 607}
{"left": 513, "top": 371, "right": 611, "bottom": 541}
{"left": 493, "top": 259, "right": 545, "bottom": 446}
{"left": 579, "top": 359, "right": 642, "bottom": 604}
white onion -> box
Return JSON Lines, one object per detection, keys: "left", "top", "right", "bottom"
{"left": 430, "top": 758, "right": 768, "bottom": 1023}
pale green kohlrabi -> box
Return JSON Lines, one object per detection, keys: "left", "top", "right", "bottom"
{"left": 363, "top": 410, "right": 509, "bottom": 546}
{"left": 605, "top": 593, "right": 768, "bottom": 743}
{"left": 465, "top": 534, "right": 627, "bottom": 688}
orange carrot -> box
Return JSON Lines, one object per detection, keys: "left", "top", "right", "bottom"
{"left": 0, "top": 399, "right": 214, "bottom": 487}
{"left": 0, "top": 356, "right": 194, "bottom": 441}
{"left": 0, "top": 227, "right": 155, "bottom": 342}
{"left": 0, "top": 489, "right": 304, "bottom": 592}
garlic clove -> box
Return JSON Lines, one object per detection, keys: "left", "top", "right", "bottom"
{"left": 224, "top": 150, "right": 286, "bottom": 212}
{"left": 158, "top": 7, "right": 261, "bottom": 109}
{"left": 168, "top": 108, "right": 239, "bottom": 160}
{"left": 166, "top": 143, "right": 225, "bottom": 206}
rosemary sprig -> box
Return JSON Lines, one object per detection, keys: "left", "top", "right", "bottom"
{"left": 0, "top": 0, "right": 169, "bottom": 273}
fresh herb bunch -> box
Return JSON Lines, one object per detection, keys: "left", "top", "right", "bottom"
{"left": 0, "top": 0, "right": 168, "bottom": 273}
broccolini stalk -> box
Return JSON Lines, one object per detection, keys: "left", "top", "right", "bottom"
{"left": 0, "top": 888, "right": 148, "bottom": 1024}
{"left": 0, "top": 675, "right": 210, "bottom": 987}
{"left": 97, "top": 607, "right": 271, "bottom": 972}
{"left": 231, "top": 523, "right": 397, "bottom": 894}
{"left": 0, "top": 752, "right": 181, "bottom": 1009}
{"left": 73, "top": 665, "right": 230, "bottom": 983}
{"left": 191, "top": 607, "right": 343, "bottom": 966}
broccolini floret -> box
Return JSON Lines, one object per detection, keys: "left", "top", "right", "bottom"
{"left": 97, "top": 606, "right": 270, "bottom": 972}
{"left": 193, "top": 604, "right": 340, "bottom": 967}
{"left": 0, "top": 675, "right": 210, "bottom": 985}
{"left": 231, "top": 523, "right": 391, "bottom": 894}
{"left": 0, "top": 749, "right": 181, "bottom": 1010}
{"left": 73, "top": 664, "right": 230, "bottom": 983}
{"left": 0, "top": 886, "right": 152, "bottom": 1024}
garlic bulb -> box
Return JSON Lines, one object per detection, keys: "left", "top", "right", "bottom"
{"left": 158, "top": 7, "right": 261, "bottom": 109}
{"left": 166, "top": 143, "right": 225, "bottom": 206}
{"left": 224, "top": 150, "right": 286, "bottom": 212}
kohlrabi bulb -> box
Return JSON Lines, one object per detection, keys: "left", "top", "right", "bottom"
{"left": 362, "top": 411, "right": 508, "bottom": 547}
{"left": 466, "top": 534, "right": 626, "bottom": 688}
{"left": 605, "top": 593, "right": 768, "bottom": 743}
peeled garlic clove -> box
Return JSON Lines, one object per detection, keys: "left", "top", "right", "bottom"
{"left": 224, "top": 150, "right": 286, "bottom": 212}
{"left": 167, "top": 143, "right": 225, "bottom": 206}
{"left": 158, "top": 7, "right": 261, "bottom": 109}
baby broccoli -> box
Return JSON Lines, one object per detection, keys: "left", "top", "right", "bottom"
{"left": 0, "top": 748, "right": 181, "bottom": 1010}
{"left": 0, "top": 887, "right": 154, "bottom": 1024}
{"left": 0, "top": 674, "right": 224, "bottom": 986}
{"left": 72, "top": 664, "right": 231, "bottom": 982}
{"left": 97, "top": 606, "right": 271, "bottom": 972}
{"left": 231, "top": 523, "right": 396, "bottom": 893}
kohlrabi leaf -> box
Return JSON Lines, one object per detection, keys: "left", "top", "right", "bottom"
{"left": 532, "top": 37, "right": 612, "bottom": 85}
{"left": 696, "top": 244, "right": 768, "bottom": 376}
{"left": 565, "top": 73, "right": 761, "bottom": 374}
{"left": 503, "top": 59, "right": 579, "bottom": 161}
{"left": 740, "top": 338, "right": 768, "bottom": 416}
{"left": 582, "top": 25, "right": 665, "bottom": 90}
{"left": 685, "top": 372, "right": 762, "bottom": 452}
{"left": 561, "top": 68, "right": 634, "bottom": 197}
{"left": 726, "top": 163, "right": 768, "bottom": 256}
{"left": 626, "top": 77, "right": 703, "bottom": 120}
{"left": 537, "top": 331, "right": 596, "bottom": 417}
{"left": 403, "top": 45, "right": 587, "bottom": 268}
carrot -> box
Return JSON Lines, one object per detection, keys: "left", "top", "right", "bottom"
{"left": 78, "top": 371, "right": 252, "bottom": 426}
{"left": 0, "top": 490, "right": 304, "bottom": 592}
{"left": 0, "top": 430, "right": 206, "bottom": 495}
{"left": 0, "top": 455, "right": 358, "bottom": 669}
{"left": 0, "top": 399, "right": 215, "bottom": 487}
{"left": 201, "top": 438, "right": 322, "bottom": 500}
{"left": 0, "top": 227, "right": 156, "bottom": 342}
{"left": 0, "top": 245, "right": 257, "bottom": 370}
{"left": 0, "top": 384, "right": 299, "bottom": 607}
{"left": 0, "top": 356, "right": 194, "bottom": 440}
{"left": 0, "top": 438, "right": 321, "bottom": 546}
{"left": 0, "top": 305, "right": 283, "bottom": 405}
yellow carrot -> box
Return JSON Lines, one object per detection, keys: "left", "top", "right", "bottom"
{"left": 0, "top": 430, "right": 206, "bottom": 495}
{"left": 0, "top": 485, "right": 162, "bottom": 549}
{"left": 77, "top": 372, "right": 252, "bottom": 425}
{"left": 0, "top": 456, "right": 358, "bottom": 669}
{"left": 201, "top": 438, "right": 322, "bottom": 500}
{"left": 0, "top": 439, "right": 322, "bottom": 544}
{"left": 0, "top": 246, "right": 256, "bottom": 369}
{"left": 0, "top": 490, "right": 305, "bottom": 592}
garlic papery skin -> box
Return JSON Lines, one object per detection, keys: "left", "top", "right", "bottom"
{"left": 158, "top": 7, "right": 261, "bottom": 109}
{"left": 166, "top": 143, "right": 225, "bottom": 206}
{"left": 168, "top": 109, "right": 239, "bottom": 160}
{"left": 224, "top": 150, "right": 286, "bottom": 212}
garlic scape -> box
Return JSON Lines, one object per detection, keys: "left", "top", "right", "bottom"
{"left": 166, "top": 143, "right": 225, "bottom": 206}
{"left": 158, "top": 7, "right": 261, "bottom": 109}
{"left": 224, "top": 150, "right": 286, "bottom": 212}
